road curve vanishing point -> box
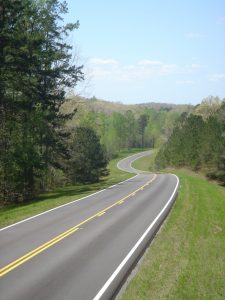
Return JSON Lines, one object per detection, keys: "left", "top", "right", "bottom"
{"left": 117, "top": 150, "right": 152, "bottom": 174}
{"left": 0, "top": 151, "right": 179, "bottom": 300}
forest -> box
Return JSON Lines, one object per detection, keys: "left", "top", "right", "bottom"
{"left": 0, "top": 0, "right": 181, "bottom": 205}
{"left": 1, "top": 0, "right": 224, "bottom": 208}
{"left": 156, "top": 97, "right": 225, "bottom": 183}
{"left": 63, "top": 96, "right": 186, "bottom": 157}
{"left": 0, "top": 0, "right": 85, "bottom": 205}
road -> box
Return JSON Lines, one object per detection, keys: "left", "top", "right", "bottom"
{"left": 0, "top": 151, "right": 179, "bottom": 300}
{"left": 117, "top": 150, "right": 152, "bottom": 173}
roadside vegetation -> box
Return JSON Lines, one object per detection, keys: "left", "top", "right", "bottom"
{"left": 0, "top": 149, "right": 140, "bottom": 228}
{"left": 1, "top": 1, "right": 224, "bottom": 298}
{"left": 132, "top": 149, "right": 158, "bottom": 172}
{"left": 65, "top": 99, "right": 182, "bottom": 159}
{"left": 0, "top": 0, "right": 184, "bottom": 207}
{"left": 156, "top": 98, "right": 225, "bottom": 184}
{"left": 121, "top": 168, "right": 225, "bottom": 300}
{"left": 125, "top": 99, "right": 225, "bottom": 299}
{"left": 0, "top": 0, "right": 84, "bottom": 205}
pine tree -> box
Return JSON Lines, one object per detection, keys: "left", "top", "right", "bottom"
{"left": 0, "top": 0, "right": 83, "bottom": 204}
{"left": 67, "top": 127, "right": 108, "bottom": 183}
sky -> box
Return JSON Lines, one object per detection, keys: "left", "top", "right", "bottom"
{"left": 64, "top": 0, "right": 225, "bottom": 105}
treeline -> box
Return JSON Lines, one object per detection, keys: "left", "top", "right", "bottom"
{"left": 156, "top": 97, "right": 225, "bottom": 183}
{"left": 0, "top": 0, "right": 196, "bottom": 206}
{"left": 0, "top": 0, "right": 108, "bottom": 205}
{"left": 66, "top": 98, "right": 181, "bottom": 159}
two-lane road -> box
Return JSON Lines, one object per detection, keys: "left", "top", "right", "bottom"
{"left": 117, "top": 150, "right": 152, "bottom": 173}
{"left": 0, "top": 151, "right": 179, "bottom": 300}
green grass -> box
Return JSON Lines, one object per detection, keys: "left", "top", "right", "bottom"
{"left": 0, "top": 148, "right": 141, "bottom": 229}
{"left": 132, "top": 149, "right": 158, "bottom": 172}
{"left": 121, "top": 168, "right": 225, "bottom": 300}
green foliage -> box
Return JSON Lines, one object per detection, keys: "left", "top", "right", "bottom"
{"left": 156, "top": 100, "right": 225, "bottom": 183}
{"left": 138, "top": 114, "right": 149, "bottom": 148}
{"left": 66, "top": 98, "right": 182, "bottom": 159}
{"left": 0, "top": 0, "right": 83, "bottom": 204}
{"left": 195, "top": 95, "right": 222, "bottom": 119}
{"left": 0, "top": 149, "right": 141, "bottom": 228}
{"left": 121, "top": 169, "right": 225, "bottom": 300}
{"left": 66, "top": 127, "right": 108, "bottom": 183}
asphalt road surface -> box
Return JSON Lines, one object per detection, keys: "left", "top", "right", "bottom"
{"left": 117, "top": 150, "right": 152, "bottom": 173}
{"left": 0, "top": 151, "right": 179, "bottom": 300}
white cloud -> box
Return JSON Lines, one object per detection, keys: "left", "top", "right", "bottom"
{"left": 88, "top": 57, "right": 205, "bottom": 82}
{"left": 189, "top": 64, "right": 206, "bottom": 69}
{"left": 88, "top": 58, "right": 120, "bottom": 79}
{"left": 161, "top": 64, "right": 178, "bottom": 74}
{"left": 176, "top": 80, "right": 194, "bottom": 85}
{"left": 184, "top": 64, "right": 207, "bottom": 74}
{"left": 208, "top": 73, "right": 225, "bottom": 81}
{"left": 138, "top": 60, "right": 163, "bottom": 66}
{"left": 184, "top": 32, "right": 207, "bottom": 39}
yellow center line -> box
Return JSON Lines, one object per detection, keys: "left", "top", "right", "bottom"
{"left": 118, "top": 200, "right": 124, "bottom": 204}
{"left": 97, "top": 212, "right": 106, "bottom": 217}
{"left": 0, "top": 174, "right": 157, "bottom": 278}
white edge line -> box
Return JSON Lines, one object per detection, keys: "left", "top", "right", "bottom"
{"left": 93, "top": 174, "right": 179, "bottom": 300}
{"left": 128, "top": 153, "right": 151, "bottom": 174}
{"left": 0, "top": 174, "right": 139, "bottom": 232}
{"left": 117, "top": 150, "right": 150, "bottom": 170}
{"left": 117, "top": 150, "right": 152, "bottom": 173}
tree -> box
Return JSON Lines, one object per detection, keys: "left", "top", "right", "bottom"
{"left": 0, "top": 0, "right": 83, "bottom": 204}
{"left": 112, "top": 112, "right": 127, "bottom": 151}
{"left": 155, "top": 102, "right": 225, "bottom": 184}
{"left": 67, "top": 127, "right": 108, "bottom": 183}
{"left": 195, "top": 96, "right": 222, "bottom": 120}
{"left": 125, "top": 110, "right": 137, "bottom": 149}
{"left": 138, "top": 114, "right": 148, "bottom": 148}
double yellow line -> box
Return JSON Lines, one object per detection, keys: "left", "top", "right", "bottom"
{"left": 0, "top": 174, "right": 157, "bottom": 278}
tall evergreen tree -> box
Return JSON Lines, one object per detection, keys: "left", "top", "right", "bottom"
{"left": 0, "top": 0, "right": 83, "bottom": 204}
{"left": 155, "top": 103, "right": 225, "bottom": 183}
{"left": 67, "top": 127, "right": 108, "bottom": 183}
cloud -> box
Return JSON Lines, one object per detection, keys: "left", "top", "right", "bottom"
{"left": 138, "top": 60, "right": 163, "bottom": 66}
{"left": 184, "top": 64, "right": 207, "bottom": 73}
{"left": 88, "top": 57, "right": 206, "bottom": 82}
{"left": 184, "top": 32, "right": 207, "bottom": 39}
{"left": 208, "top": 73, "right": 225, "bottom": 81}
{"left": 189, "top": 64, "right": 205, "bottom": 69}
{"left": 139, "top": 60, "right": 178, "bottom": 74}
{"left": 176, "top": 80, "right": 194, "bottom": 85}
{"left": 88, "top": 58, "right": 121, "bottom": 79}
{"left": 88, "top": 58, "right": 180, "bottom": 81}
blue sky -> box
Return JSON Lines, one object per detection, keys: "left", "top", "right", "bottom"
{"left": 64, "top": 0, "right": 225, "bottom": 104}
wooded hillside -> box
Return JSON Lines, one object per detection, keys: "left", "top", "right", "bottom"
{"left": 63, "top": 96, "right": 190, "bottom": 158}
{"left": 156, "top": 97, "right": 225, "bottom": 183}
{"left": 0, "top": 0, "right": 188, "bottom": 206}
{"left": 1, "top": 1, "right": 223, "bottom": 207}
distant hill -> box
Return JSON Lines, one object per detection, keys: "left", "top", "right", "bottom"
{"left": 63, "top": 96, "right": 193, "bottom": 115}
{"left": 134, "top": 102, "right": 193, "bottom": 112}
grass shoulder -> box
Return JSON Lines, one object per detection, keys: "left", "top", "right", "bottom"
{"left": 121, "top": 167, "right": 225, "bottom": 300}
{"left": 0, "top": 148, "right": 141, "bottom": 229}
{"left": 132, "top": 149, "right": 158, "bottom": 172}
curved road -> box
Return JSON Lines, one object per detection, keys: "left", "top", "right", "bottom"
{"left": 0, "top": 151, "right": 179, "bottom": 300}
{"left": 117, "top": 150, "right": 152, "bottom": 173}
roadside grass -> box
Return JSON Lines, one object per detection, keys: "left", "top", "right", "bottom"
{"left": 132, "top": 149, "right": 158, "bottom": 172}
{"left": 121, "top": 168, "right": 225, "bottom": 300}
{"left": 0, "top": 148, "right": 141, "bottom": 229}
